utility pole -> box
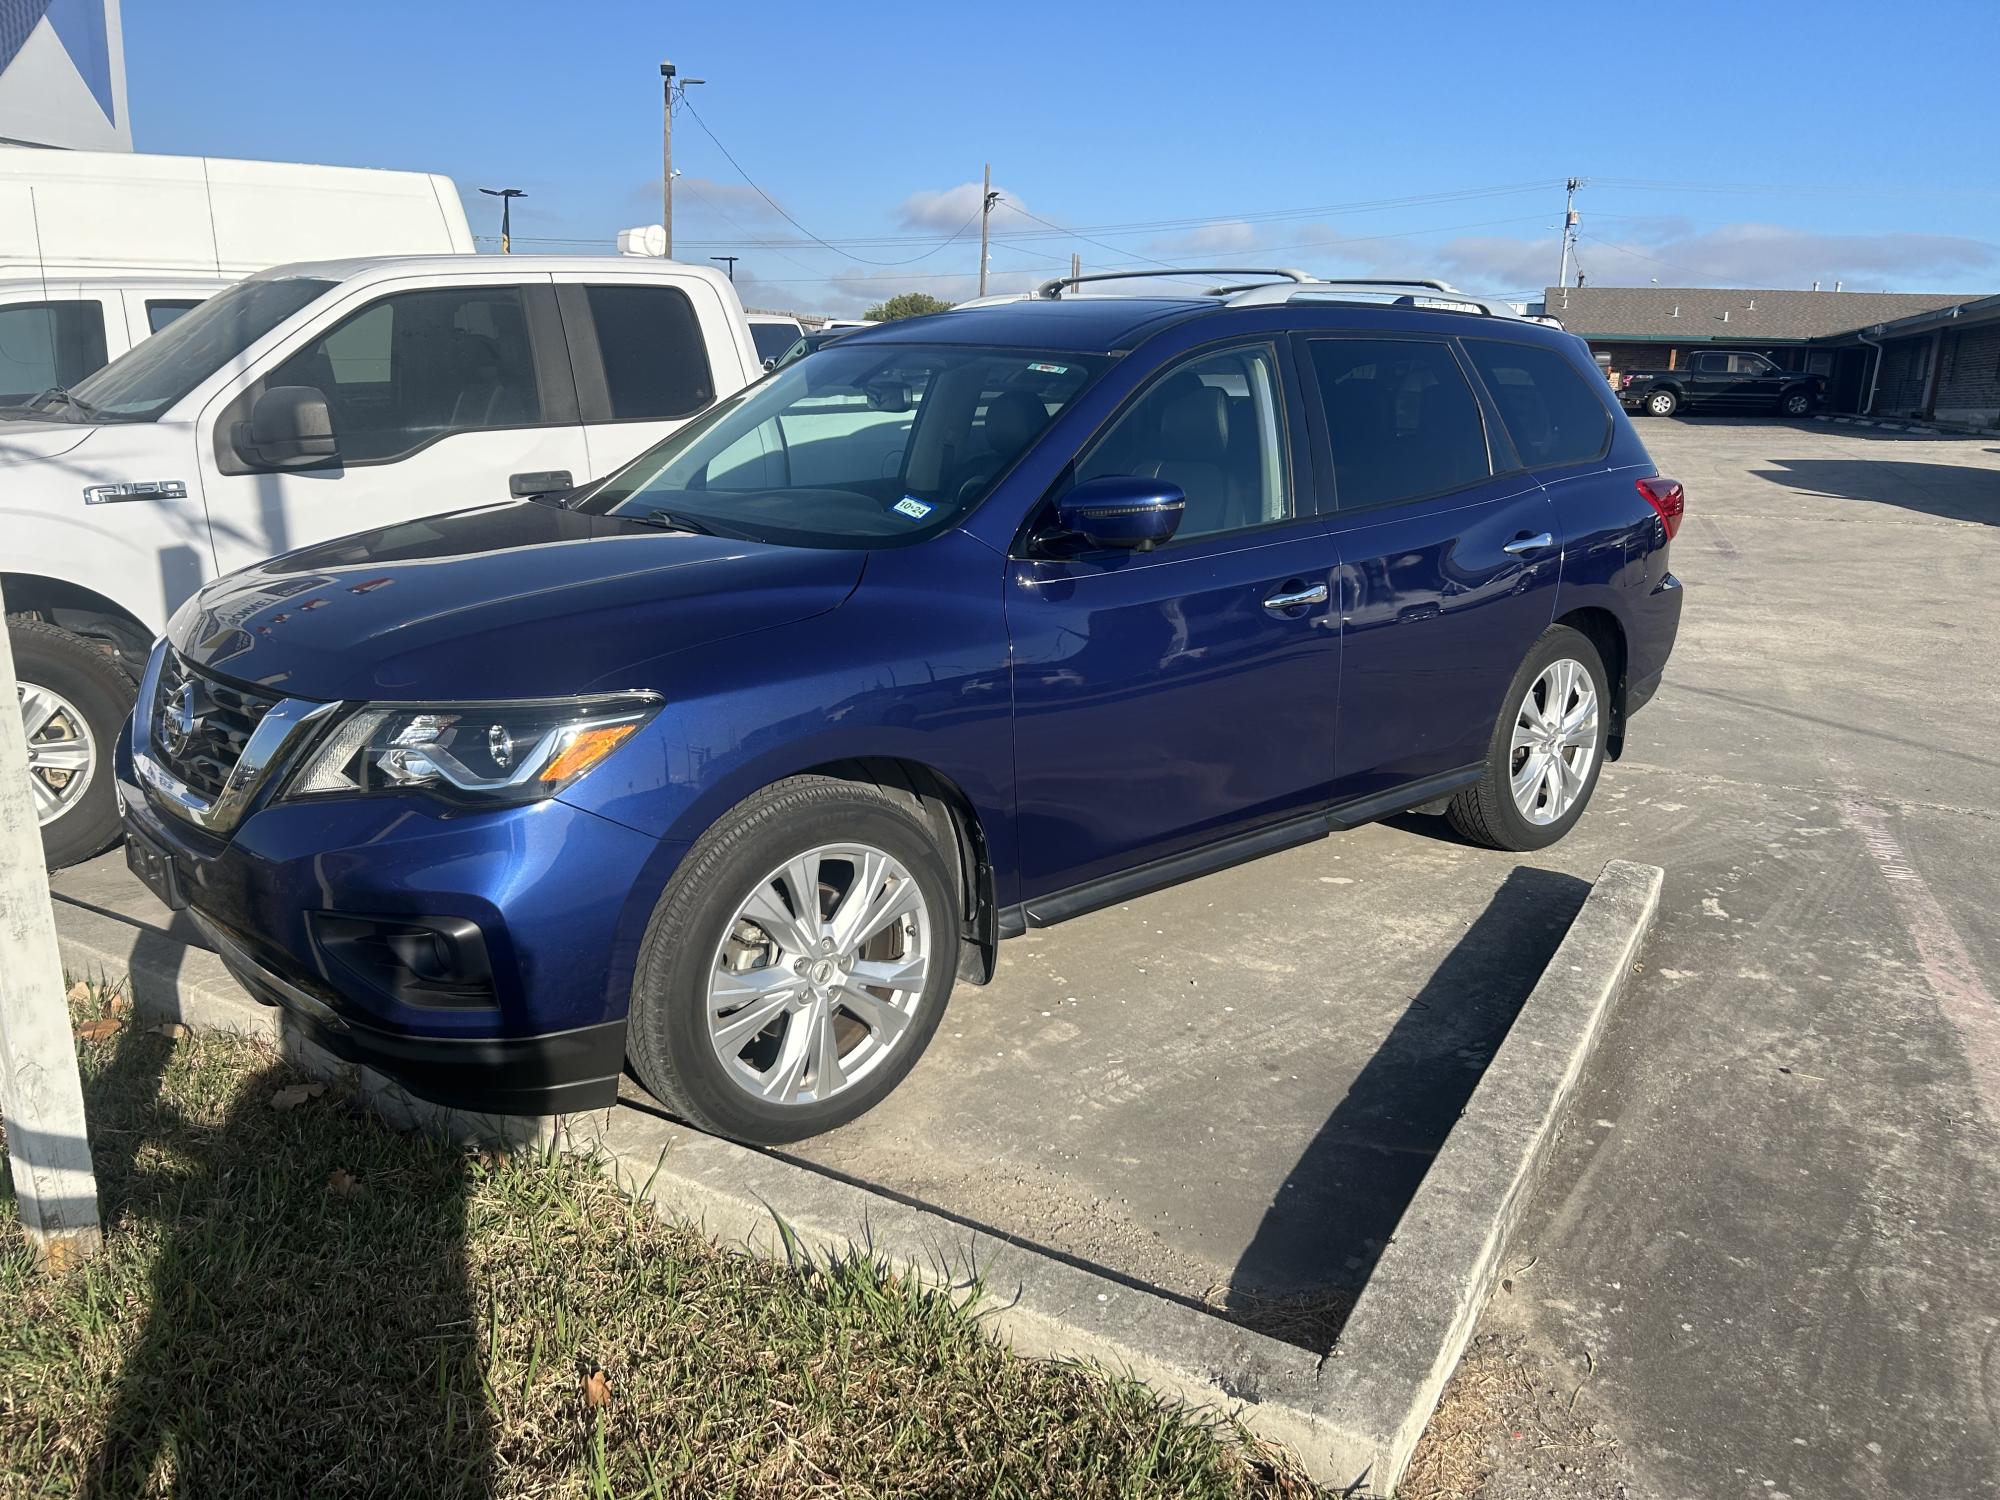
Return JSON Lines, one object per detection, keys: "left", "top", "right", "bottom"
{"left": 709, "top": 254, "right": 738, "bottom": 282}
{"left": 978, "top": 163, "right": 997, "bottom": 297}
{"left": 659, "top": 62, "right": 704, "bottom": 259}
{"left": 479, "top": 187, "right": 525, "bottom": 253}
{"left": 1070, "top": 251, "right": 1081, "bottom": 290}
{"left": 1557, "top": 177, "right": 1583, "bottom": 309}
{"left": 0, "top": 577, "right": 102, "bottom": 1272}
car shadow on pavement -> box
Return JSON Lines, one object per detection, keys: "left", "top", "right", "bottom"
{"left": 1751, "top": 458, "right": 2000, "bottom": 525}
{"left": 1223, "top": 864, "right": 1590, "bottom": 1352}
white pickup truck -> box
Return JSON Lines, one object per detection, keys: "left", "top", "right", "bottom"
{"left": 2, "top": 254, "right": 763, "bottom": 865}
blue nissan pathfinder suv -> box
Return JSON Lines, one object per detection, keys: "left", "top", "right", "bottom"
{"left": 117, "top": 271, "right": 1684, "bottom": 1144}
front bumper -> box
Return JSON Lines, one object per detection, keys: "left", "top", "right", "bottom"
{"left": 115, "top": 721, "right": 674, "bottom": 1115}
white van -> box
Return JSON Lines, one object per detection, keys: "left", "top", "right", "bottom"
{"left": 2, "top": 254, "right": 761, "bottom": 865}
{"left": 1, "top": 275, "right": 231, "bottom": 403}
{"left": 0, "top": 148, "right": 478, "bottom": 399}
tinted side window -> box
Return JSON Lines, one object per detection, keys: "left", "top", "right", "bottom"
{"left": 1463, "top": 340, "right": 1612, "bottom": 469}
{"left": 0, "top": 300, "right": 108, "bottom": 402}
{"left": 1306, "top": 338, "right": 1489, "bottom": 509}
{"left": 145, "top": 299, "right": 204, "bottom": 334}
{"left": 1693, "top": 352, "right": 1729, "bottom": 373}
{"left": 264, "top": 285, "right": 543, "bottom": 464}
{"left": 1076, "top": 343, "right": 1291, "bottom": 541}
{"left": 583, "top": 285, "right": 714, "bottom": 420}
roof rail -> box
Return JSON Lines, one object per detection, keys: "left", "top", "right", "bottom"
{"left": 1223, "top": 280, "right": 1519, "bottom": 317}
{"left": 1034, "top": 267, "right": 1313, "bottom": 299}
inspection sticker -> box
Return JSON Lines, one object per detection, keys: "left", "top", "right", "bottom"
{"left": 892, "top": 496, "right": 935, "bottom": 520}
{"left": 1026, "top": 362, "right": 1069, "bottom": 375}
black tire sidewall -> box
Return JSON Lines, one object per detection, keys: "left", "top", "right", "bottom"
{"left": 1648, "top": 390, "right": 1677, "bottom": 417}
{"left": 630, "top": 785, "right": 958, "bottom": 1144}
{"left": 1782, "top": 391, "right": 1811, "bottom": 416}
{"left": 8, "top": 621, "right": 133, "bottom": 868}
{"left": 1475, "top": 627, "right": 1610, "bottom": 851}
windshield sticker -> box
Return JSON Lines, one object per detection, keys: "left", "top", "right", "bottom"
{"left": 1025, "top": 362, "right": 1069, "bottom": 375}
{"left": 893, "top": 496, "right": 935, "bottom": 520}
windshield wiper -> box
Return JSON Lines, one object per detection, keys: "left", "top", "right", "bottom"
{"left": 22, "top": 387, "right": 105, "bottom": 422}
{"left": 633, "top": 508, "right": 720, "bottom": 537}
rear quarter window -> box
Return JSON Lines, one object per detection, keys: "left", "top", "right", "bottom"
{"left": 1463, "top": 340, "right": 1612, "bottom": 470}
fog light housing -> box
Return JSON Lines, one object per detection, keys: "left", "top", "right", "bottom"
{"left": 308, "top": 912, "right": 496, "bottom": 1010}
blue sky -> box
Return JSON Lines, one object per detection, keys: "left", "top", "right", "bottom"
{"left": 124, "top": 0, "right": 2000, "bottom": 316}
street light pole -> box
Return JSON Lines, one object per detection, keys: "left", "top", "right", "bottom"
{"left": 709, "top": 255, "right": 738, "bottom": 282}
{"left": 661, "top": 61, "right": 706, "bottom": 260}
{"left": 479, "top": 187, "right": 526, "bottom": 253}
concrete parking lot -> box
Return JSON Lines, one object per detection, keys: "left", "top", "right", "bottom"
{"left": 50, "top": 416, "right": 2000, "bottom": 1497}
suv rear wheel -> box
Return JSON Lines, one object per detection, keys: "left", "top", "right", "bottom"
{"left": 1447, "top": 625, "right": 1610, "bottom": 852}
{"left": 8, "top": 617, "right": 134, "bottom": 869}
{"left": 626, "top": 775, "right": 959, "bottom": 1144}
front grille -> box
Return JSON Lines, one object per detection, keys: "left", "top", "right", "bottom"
{"left": 151, "top": 651, "right": 282, "bottom": 802}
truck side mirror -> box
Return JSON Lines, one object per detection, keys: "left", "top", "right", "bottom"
{"left": 235, "top": 385, "right": 338, "bottom": 469}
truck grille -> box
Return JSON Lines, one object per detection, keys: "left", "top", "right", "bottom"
{"left": 150, "top": 651, "right": 282, "bottom": 803}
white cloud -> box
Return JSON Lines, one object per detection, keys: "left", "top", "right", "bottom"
{"left": 898, "top": 180, "right": 1028, "bottom": 234}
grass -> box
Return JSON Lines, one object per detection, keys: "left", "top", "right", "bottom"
{"left": 0, "top": 993, "right": 1323, "bottom": 1498}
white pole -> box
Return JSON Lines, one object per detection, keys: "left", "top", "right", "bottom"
{"left": 0, "top": 582, "right": 102, "bottom": 1270}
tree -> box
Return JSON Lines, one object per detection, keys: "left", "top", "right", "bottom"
{"left": 863, "top": 291, "right": 955, "bottom": 322}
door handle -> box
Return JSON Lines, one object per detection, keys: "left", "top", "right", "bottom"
{"left": 1502, "top": 532, "right": 1554, "bottom": 556}
{"left": 1263, "top": 583, "right": 1329, "bottom": 611}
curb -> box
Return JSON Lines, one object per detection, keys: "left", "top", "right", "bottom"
{"left": 52, "top": 858, "right": 1662, "bottom": 1495}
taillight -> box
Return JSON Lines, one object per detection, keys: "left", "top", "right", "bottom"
{"left": 1636, "top": 476, "right": 1685, "bottom": 540}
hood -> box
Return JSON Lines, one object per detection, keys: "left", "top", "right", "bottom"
{"left": 175, "top": 501, "right": 867, "bottom": 701}
{"left": 0, "top": 417, "right": 96, "bottom": 462}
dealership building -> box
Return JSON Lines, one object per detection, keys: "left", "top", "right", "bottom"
{"left": 1546, "top": 284, "right": 2000, "bottom": 429}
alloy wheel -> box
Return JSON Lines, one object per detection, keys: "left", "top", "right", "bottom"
{"left": 17, "top": 681, "right": 96, "bottom": 827}
{"left": 1508, "top": 658, "right": 1599, "bottom": 825}
{"left": 705, "top": 841, "right": 933, "bottom": 1108}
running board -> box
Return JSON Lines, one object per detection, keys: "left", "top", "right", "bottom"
{"left": 1001, "top": 765, "right": 1481, "bottom": 935}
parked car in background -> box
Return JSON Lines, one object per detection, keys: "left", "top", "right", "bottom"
{"left": 746, "top": 313, "right": 805, "bottom": 368}
{"left": 1615, "top": 349, "right": 1825, "bottom": 417}
{"left": 115, "top": 269, "right": 1685, "bottom": 1144}
{"left": 771, "top": 325, "right": 863, "bottom": 368}
{"left": 0, "top": 276, "right": 229, "bottom": 405}
{"left": 4, "top": 255, "right": 760, "bottom": 867}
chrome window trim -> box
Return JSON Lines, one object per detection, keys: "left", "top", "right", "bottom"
{"left": 132, "top": 642, "right": 337, "bottom": 833}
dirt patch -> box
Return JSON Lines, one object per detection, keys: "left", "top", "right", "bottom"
{"left": 1401, "top": 1331, "right": 1631, "bottom": 1499}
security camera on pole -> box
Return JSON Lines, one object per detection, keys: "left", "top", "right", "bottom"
{"left": 0, "top": 577, "right": 102, "bottom": 1271}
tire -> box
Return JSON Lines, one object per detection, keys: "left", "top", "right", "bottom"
{"left": 1780, "top": 389, "right": 1813, "bottom": 418}
{"left": 1446, "top": 625, "right": 1610, "bottom": 853}
{"left": 8, "top": 617, "right": 134, "bottom": 869}
{"left": 1644, "top": 388, "right": 1678, "bottom": 418}
{"left": 626, "top": 774, "right": 959, "bottom": 1144}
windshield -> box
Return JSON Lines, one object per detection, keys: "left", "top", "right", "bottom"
{"left": 575, "top": 341, "right": 1109, "bottom": 546}
{"left": 66, "top": 276, "right": 332, "bottom": 421}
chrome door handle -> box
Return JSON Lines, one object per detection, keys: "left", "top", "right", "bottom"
{"left": 1263, "top": 583, "right": 1329, "bottom": 611}
{"left": 1502, "top": 532, "right": 1554, "bottom": 556}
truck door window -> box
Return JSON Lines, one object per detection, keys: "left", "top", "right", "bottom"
{"left": 580, "top": 285, "right": 715, "bottom": 421}
{"left": 0, "top": 300, "right": 108, "bottom": 403}
{"left": 1726, "top": 353, "right": 1773, "bottom": 375}
{"left": 261, "top": 285, "right": 545, "bottom": 464}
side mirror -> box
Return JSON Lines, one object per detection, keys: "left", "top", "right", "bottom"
{"left": 236, "top": 385, "right": 337, "bottom": 469}
{"left": 762, "top": 356, "right": 777, "bottom": 372}
{"left": 1054, "top": 475, "right": 1186, "bottom": 552}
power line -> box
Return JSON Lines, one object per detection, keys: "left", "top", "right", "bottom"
{"left": 676, "top": 94, "right": 983, "bottom": 267}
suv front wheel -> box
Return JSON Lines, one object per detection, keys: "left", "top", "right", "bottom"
{"left": 1447, "top": 625, "right": 1610, "bottom": 852}
{"left": 627, "top": 775, "right": 959, "bottom": 1143}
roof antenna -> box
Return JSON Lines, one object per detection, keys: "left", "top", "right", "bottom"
{"left": 28, "top": 186, "right": 58, "bottom": 393}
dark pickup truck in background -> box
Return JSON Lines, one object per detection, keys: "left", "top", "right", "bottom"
{"left": 1614, "top": 349, "right": 1826, "bottom": 418}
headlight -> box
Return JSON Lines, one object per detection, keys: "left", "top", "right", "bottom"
{"left": 286, "top": 694, "right": 661, "bottom": 805}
